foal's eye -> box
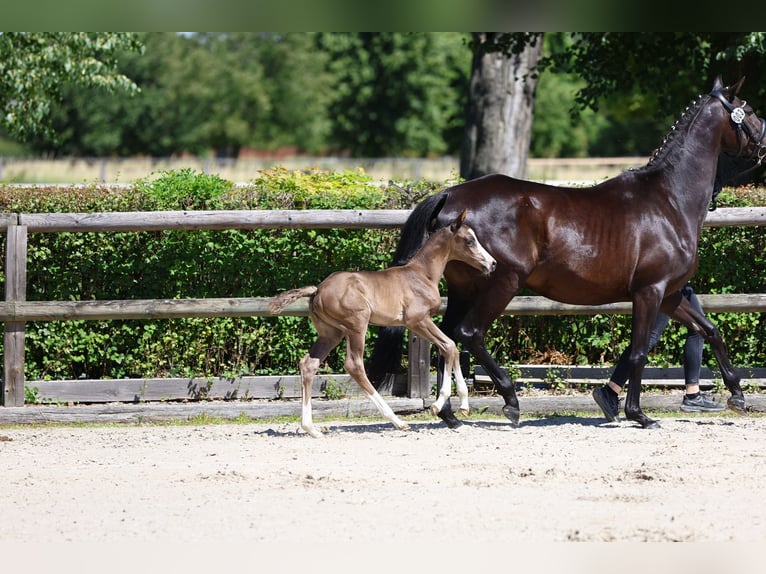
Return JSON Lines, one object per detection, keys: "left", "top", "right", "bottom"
{"left": 465, "top": 238, "right": 474, "bottom": 247}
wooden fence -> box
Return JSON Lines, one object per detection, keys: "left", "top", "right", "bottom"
{"left": 2, "top": 207, "right": 765, "bottom": 407}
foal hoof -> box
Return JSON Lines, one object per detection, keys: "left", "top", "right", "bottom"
{"left": 727, "top": 396, "right": 748, "bottom": 415}
{"left": 458, "top": 407, "right": 469, "bottom": 417}
{"left": 502, "top": 404, "right": 520, "bottom": 426}
{"left": 430, "top": 403, "right": 441, "bottom": 416}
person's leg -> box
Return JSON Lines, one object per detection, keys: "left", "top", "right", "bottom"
{"left": 593, "top": 312, "right": 671, "bottom": 420}
{"left": 679, "top": 286, "right": 725, "bottom": 412}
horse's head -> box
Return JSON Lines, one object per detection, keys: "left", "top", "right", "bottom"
{"left": 445, "top": 209, "right": 497, "bottom": 276}
{"left": 709, "top": 76, "right": 766, "bottom": 164}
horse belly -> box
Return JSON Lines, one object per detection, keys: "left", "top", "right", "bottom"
{"left": 525, "top": 265, "right": 628, "bottom": 305}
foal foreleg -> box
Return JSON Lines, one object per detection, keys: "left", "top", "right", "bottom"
{"left": 345, "top": 334, "right": 410, "bottom": 432}
{"left": 412, "top": 320, "right": 468, "bottom": 418}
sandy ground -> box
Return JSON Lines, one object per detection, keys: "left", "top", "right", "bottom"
{"left": 2, "top": 409, "right": 765, "bottom": 557}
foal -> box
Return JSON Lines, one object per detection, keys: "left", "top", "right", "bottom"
{"left": 269, "top": 198, "right": 496, "bottom": 437}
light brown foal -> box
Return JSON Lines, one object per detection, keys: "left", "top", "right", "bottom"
{"left": 269, "top": 198, "right": 496, "bottom": 437}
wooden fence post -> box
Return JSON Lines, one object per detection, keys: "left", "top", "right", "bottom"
{"left": 407, "top": 331, "right": 431, "bottom": 398}
{"left": 3, "top": 223, "right": 27, "bottom": 406}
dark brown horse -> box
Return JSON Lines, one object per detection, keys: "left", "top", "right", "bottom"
{"left": 368, "top": 76, "right": 765, "bottom": 429}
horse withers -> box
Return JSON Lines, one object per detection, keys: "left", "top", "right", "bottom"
{"left": 270, "top": 196, "right": 496, "bottom": 437}
{"left": 368, "top": 76, "right": 764, "bottom": 429}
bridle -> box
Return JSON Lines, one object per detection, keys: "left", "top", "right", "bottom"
{"left": 709, "top": 88, "right": 766, "bottom": 164}
{"left": 708, "top": 88, "right": 766, "bottom": 209}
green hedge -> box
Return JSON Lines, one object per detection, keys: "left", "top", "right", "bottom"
{"left": 0, "top": 169, "right": 763, "bottom": 381}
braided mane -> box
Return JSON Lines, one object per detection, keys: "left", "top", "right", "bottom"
{"left": 634, "top": 94, "right": 710, "bottom": 172}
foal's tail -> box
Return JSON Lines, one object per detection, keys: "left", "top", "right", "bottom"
{"left": 366, "top": 191, "right": 448, "bottom": 385}
{"left": 269, "top": 286, "right": 318, "bottom": 313}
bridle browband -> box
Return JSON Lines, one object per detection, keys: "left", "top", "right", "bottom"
{"left": 708, "top": 88, "right": 766, "bottom": 210}
{"left": 709, "top": 88, "right": 766, "bottom": 163}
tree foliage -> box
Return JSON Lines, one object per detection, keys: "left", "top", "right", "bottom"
{"left": 0, "top": 32, "right": 143, "bottom": 142}
{"left": 318, "top": 32, "right": 470, "bottom": 157}
{"left": 9, "top": 33, "right": 766, "bottom": 162}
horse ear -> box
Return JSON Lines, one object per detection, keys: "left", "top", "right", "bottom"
{"left": 713, "top": 75, "right": 724, "bottom": 93}
{"left": 427, "top": 194, "right": 448, "bottom": 232}
{"left": 730, "top": 76, "right": 746, "bottom": 96}
{"left": 450, "top": 209, "right": 467, "bottom": 232}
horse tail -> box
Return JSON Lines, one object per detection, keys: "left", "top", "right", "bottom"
{"left": 269, "top": 286, "right": 318, "bottom": 313}
{"left": 366, "top": 191, "right": 448, "bottom": 385}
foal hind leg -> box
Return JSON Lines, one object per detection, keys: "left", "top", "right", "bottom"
{"left": 345, "top": 332, "right": 410, "bottom": 432}
{"left": 666, "top": 295, "right": 746, "bottom": 414}
{"left": 300, "top": 328, "right": 343, "bottom": 438}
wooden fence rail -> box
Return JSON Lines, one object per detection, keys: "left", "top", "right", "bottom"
{"left": 2, "top": 207, "right": 765, "bottom": 406}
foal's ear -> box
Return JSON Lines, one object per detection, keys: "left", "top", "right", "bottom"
{"left": 450, "top": 209, "right": 467, "bottom": 232}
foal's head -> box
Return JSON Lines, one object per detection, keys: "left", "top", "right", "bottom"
{"left": 434, "top": 209, "right": 496, "bottom": 276}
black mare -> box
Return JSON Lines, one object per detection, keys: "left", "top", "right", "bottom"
{"left": 368, "top": 76, "right": 766, "bottom": 429}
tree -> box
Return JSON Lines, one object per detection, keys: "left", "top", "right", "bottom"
{"left": 0, "top": 32, "right": 142, "bottom": 142}
{"left": 460, "top": 33, "right": 543, "bottom": 179}
{"left": 319, "top": 32, "right": 470, "bottom": 158}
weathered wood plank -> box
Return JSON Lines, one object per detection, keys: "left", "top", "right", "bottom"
{"left": 0, "top": 213, "right": 19, "bottom": 230}
{"left": 1, "top": 293, "right": 765, "bottom": 323}
{"left": 14, "top": 206, "right": 766, "bottom": 234}
{"left": 0, "top": 397, "right": 426, "bottom": 425}
{"left": 30, "top": 374, "right": 358, "bottom": 404}
{"left": 3, "top": 224, "right": 27, "bottom": 406}
{"left": 18, "top": 209, "right": 411, "bottom": 233}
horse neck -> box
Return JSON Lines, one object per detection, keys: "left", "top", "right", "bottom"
{"left": 651, "top": 100, "right": 725, "bottom": 219}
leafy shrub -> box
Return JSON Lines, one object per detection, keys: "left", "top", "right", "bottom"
{"left": 0, "top": 171, "right": 762, "bottom": 381}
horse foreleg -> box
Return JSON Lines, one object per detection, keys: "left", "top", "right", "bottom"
{"left": 625, "top": 290, "right": 663, "bottom": 429}
{"left": 445, "top": 283, "right": 520, "bottom": 426}
{"left": 345, "top": 334, "right": 410, "bottom": 432}
{"left": 433, "top": 355, "right": 461, "bottom": 428}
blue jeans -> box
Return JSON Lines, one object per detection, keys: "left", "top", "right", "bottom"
{"left": 610, "top": 284, "right": 703, "bottom": 387}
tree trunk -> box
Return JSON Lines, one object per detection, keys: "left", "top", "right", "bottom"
{"left": 460, "top": 33, "right": 543, "bottom": 180}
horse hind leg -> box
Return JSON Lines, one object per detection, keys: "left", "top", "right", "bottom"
{"left": 299, "top": 329, "right": 343, "bottom": 438}
{"left": 299, "top": 354, "right": 323, "bottom": 438}
{"left": 345, "top": 333, "right": 410, "bottom": 432}
{"left": 668, "top": 296, "right": 746, "bottom": 414}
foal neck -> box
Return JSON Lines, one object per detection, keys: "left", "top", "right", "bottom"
{"left": 408, "top": 228, "right": 452, "bottom": 280}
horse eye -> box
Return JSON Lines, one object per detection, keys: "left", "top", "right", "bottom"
{"left": 465, "top": 238, "right": 474, "bottom": 247}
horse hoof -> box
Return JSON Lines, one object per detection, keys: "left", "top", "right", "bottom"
{"left": 398, "top": 423, "right": 411, "bottom": 432}
{"left": 458, "top": 408, "right": 469, "bottom": 417}
{"left": 430, "top": 403, "right": 441, "bottom": 416}
{"left": 727, "top": 396, "right": 748, "bottom": 415}
{"left": 305, "top": 427, "right": 323, "bottom": 438}
{"left": 641, "top": 419, "right": 661, "bottom": 429}
{"left": 502, "top": 405, "right": 520, "bottom": 426}
{"left": 445, "top": 418, "right": 463, "bottom": 430}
